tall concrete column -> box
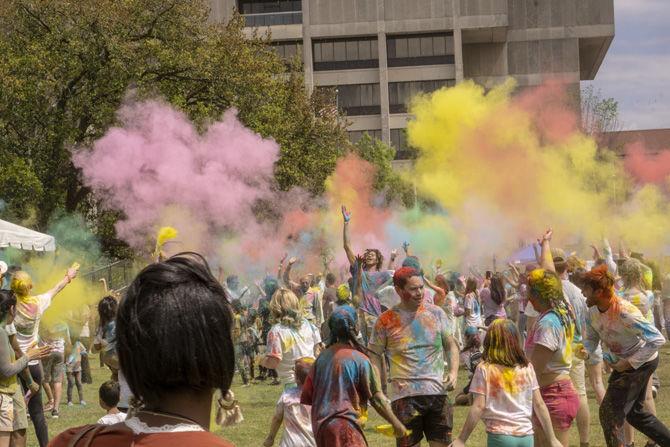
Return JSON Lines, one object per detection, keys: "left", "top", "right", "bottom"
{"left": 451, "top": 0, "right": 464, "bottom": 82}
{"left": 377, "top": 0, "right": 391, "bottom": 145}
{"left": 302, "top": 0, "right": 314, "bottom": 92}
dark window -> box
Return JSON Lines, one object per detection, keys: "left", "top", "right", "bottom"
{"left": 348, "top": 130, "right": 382, "bottom": 144}
{"left": 391, "top": 128, "right": 418, "bottom": 160}
{"left": 388, "top": 79, "right": 454, "bottom": 113}
{"left": 319, "top": 84, "right": 381, "bottom": 116}
{"left": 387, "top": 32, "right": 455, "bottom": 67}
{"left": 313, "top": 37, "right": 378, "bottom": 71}
{"left": 272, "top": 40, "right": 303, "bottom": 61}
{"left": 239, "top": 0, "right": 302, "bottom": 26}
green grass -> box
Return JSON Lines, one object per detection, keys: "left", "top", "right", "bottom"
{"left": 35, "top": 347, "right": 670, "bottom": 446}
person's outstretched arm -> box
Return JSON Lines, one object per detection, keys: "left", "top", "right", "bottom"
{"left": 282, "top": 258, "right": 300, "bottom": 291}
{"left": 387, "top": 250, "right": 398, "bottom": 270}
{"left": 45, "top": 265, "right": 79, "bottom": 301}
{"left": 342, "top": 206, "right": 356, "bottom": 266}
{"left": 370, "top": 391, "right": 408, "bottom": 438}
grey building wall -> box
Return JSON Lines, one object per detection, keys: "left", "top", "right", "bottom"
{"left": 209, "top": 0, "right": 613, "bottom": 159}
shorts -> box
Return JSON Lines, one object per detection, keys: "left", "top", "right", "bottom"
{"left": 487, "top": 433, "right": 534, "bottom": 447}
{"left": 0, "top": 393, "right": 14, "bottom": 432}
{"left": 43, "top": 352, "right": 65, "bottom": 383}
{"left": 11, "top": 386, "right": 27, "bottom": 431}
{"left": 569, "top": 356, "right": 587, "bottom": 396}
{"left": 392, "top": 394, "right": 453, "bottom": 447}
{"left": 316, "top": 417, "right": 366, "bottom": 447}
{"left": 533, "top": 379, "right": 579, "bottom": 430}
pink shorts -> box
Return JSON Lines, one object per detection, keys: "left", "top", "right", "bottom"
{"left": 533, "top": 379, "right": 579, "bottom": 430}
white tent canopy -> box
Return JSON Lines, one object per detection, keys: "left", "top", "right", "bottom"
{"left": 0, "top": 219, "right": 55, "bottom": 252}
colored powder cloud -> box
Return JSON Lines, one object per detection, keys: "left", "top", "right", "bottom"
{"left": 74, "top": 100, "right": 280, "bottom": 254}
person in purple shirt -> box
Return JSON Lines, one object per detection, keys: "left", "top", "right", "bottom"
{"left": 301, "top": 305, "right": 407, "bottom": 447}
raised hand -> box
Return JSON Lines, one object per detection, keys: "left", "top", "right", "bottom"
{"left": 402, "top": 241, "right": 410, "bottom": 254}
{"left": 341, "top": 205, "right": 351, "bottom": 223}
{"left": 288, "top": 257, "right": 297, "bottom": 266}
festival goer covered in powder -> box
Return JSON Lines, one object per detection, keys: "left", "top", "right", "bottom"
{"left": 481, "top": 273, "right": 507, "bottom": 326}
{"left": 264, "top": 358, "right": 316, "bottom": 447}
{"left": 262, "top": 288, "right": 322, "bottom": 388}
{"left": 0, "top": 290, "right": 50, "bottom": 447}
{"left": 301, "top": 305, "right": 407, "bottom": 446}
{"left": 452, "top": 319, "right": 563, "bottom": 447}
{"left": 578, "top": 264, "right": 670, "bottom": 447}
{"left": 93, "top": 296, "right": 119, "bottom": 381}
{"left": 10, "top": 266, "right": 78, "bottom": 447}
{"left": 41, "top": 321, "right": 70, "bottom": 419}
{"left": 524, "top": 230, "right": 578, "bottom": 447}
{"left": 51, "top": 253, "right": 235, "bottom": 447}
{"left": 368, "top": 267, "right": 459, "bottom": 447}
{"left": 257, "top": 276, "right": 280, "bottom": 384}
{"left": 342, "top": 205, "right": 391, "bottom": 342}
{"left": 463, "top": 277, "right": 483, "bottom": 334}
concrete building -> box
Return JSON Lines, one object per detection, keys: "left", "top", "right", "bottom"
{"left": 210, "top": 0, "right": 614, "bottom": 159}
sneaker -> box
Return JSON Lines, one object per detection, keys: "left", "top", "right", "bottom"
{"left": 80, "top": 400, "right": 87, "bottom": 406}
{"left": 51, "top": 409, "right": 59, "bottom": 419}
{"left": 67, "top": 401, "right": 73, "bottom": 407}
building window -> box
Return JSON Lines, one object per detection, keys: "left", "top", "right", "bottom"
{"left": 387, "top": 32, "right": 455, "bottom": 67}
{"left": 313, "top": 37, "right": 378, "bottom": 71}
{"left": 348, "top": 130, "right": 382, "bottom": 144}
{"left": 391, "top": 128, "right": 418, "bottom": 159}
{"left": 388, "top": 79, "right": 454, "bottom": 113}
{"left": 319, "top": 84, "right": 381, "bottom": 116}
{"left": 239, "top": 0, "right": 302, "bottom": 26}
{"left": 272, "top": 40, "right": 303, "bottom": 61}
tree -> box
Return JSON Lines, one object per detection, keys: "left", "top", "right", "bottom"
{"left": 353, "top": 133, "right": 414, "bottom": 206}
{"left": 0, "top": 0, "right": 348, "bottom": 255}
{"left": 581, "top": 85, "right": 621, "bottom": 150}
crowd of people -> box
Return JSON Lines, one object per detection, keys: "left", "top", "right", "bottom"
{"left": 0, "top": 206, "right": 666, "bottom": 447}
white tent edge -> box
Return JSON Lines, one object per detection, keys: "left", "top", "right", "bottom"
{"left": 0, "top": 219, "right": 56, "bottom": 252}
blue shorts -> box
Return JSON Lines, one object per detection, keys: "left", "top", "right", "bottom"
{"left": 487, "top": 433, "right": 533, "bottom": 447}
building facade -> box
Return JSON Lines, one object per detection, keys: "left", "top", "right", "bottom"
{"left": 209, "top": 0, "right": 614, "bottom": 160}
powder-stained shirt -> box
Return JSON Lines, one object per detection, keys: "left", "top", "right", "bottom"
{"left": 369, "top": 303, "right": 453, "bottom": 401}
{"left": 463, "top": 292, "right": 483, "bottom": 329}
{"left": 355, "top": 269, "right": 392, "bottom": 317}
{"left": 267, "top": 319, "right": 321, "bottom": 386}
{"left": 14, "top": 292, "right": 55, "bottom": 366}
{"left": 275, "top": 387, "right": 315, "bottom": 447}
{"left": 584, "top": 297, "right": 665, "bottom": 369}
{"left": 562, "top": 279, "right": 587, "bottom": 344}
{"left": 301, "top": 345, "right": 379, "bottom": 438}
{"left": 525, "top": 311, "right": 573, "bottom": 376}
{"left": 480, "top": 287, "right": 506, "bottom": 321}
{"left": 622, "top": 288, "right": 655, "bottom": 324}
{"left": 470, "top": 362, "right": 539, "bottom": 436}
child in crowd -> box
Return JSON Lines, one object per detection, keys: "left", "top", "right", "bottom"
{"left": 96, "top": 380, "right": 126, "bottom": 425}
{"left": 66, "top": 338, "right": 87, "bottom": 406}
{"left": 263, "top": 358, "right": 316, "bottom": 447}
{"left": 452, "top": 319, "right": 563, "bottom": 447}
{"left": 300, "top": 305, "right": 407, "bottom": 446}
{"left": 93, "top": 296, "right": 119, "bottom": 380}
{"left": 455, "top": 326, "right": 483, "bottom": 406}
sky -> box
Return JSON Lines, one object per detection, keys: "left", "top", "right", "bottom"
{"left": 583, "top": 0, "right": 669, "bottom": 130}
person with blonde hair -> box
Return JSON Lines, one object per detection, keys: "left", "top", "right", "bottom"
{"left": 10, "top": 266, "right": 77, "bottom": 447}
{"left": 524, "top": 230, "right": 578, "bottom": 447}
{"left": 263, "top": 288, "right": 321, "bottom": 388}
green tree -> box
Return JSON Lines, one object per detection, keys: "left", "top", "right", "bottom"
{"left": 0, "top": 0, "right": 348, "bottom": 256}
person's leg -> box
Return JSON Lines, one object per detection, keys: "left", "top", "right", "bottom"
{"left": 66, "top": 373, "right": 73, "bottom": 404}
{"left": 625, "top": 359, "right": 670, "bottom": 446}
{"left": 10, "top": 429, "right": 26, "bottom": 447}
{"left": 27, "top": 363, "right": 48, "bottom": 447}
{"left": 570, "top": 358, "right": 590, "bottom": 446}
{"left": 392, "top": 396, "right": 425, "bottom": 447}
{"left": 51, "top": 354, "right": 64, "bottom": 415}
{"left": 74, "top": 372, "right": 84, "bottom": 403}
{"left": 0, "top": 433, "right": 9, "bottom": 447}
{"left": 425, "top": 395, "right": 453, "bottom": 447}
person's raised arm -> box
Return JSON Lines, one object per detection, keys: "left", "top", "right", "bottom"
{"left": 538, "top": 228, "right": 555, "bottom": 272}
{"left": 423, "top": 276, "right": 446, "bottom": 307}
{"left": 387, "top": 249, "right": 398, "bottom": 270}
{"left": 590, "top": 244, "right": 602, "bottom": 262}
{"left": 282, "top": 258, "right": 300, "bottom": 291}
{"left": 401, "top": 241, "right": 411, "bottom": 257}
{"left": 277, "top": 253, "right": 287, "bottom": 285}
{"left": 342, "top": 206, "right": 356, "bottom": 266}
{"left": 352, "top": 255, "right": 365, "bottom": 308}
{"left": 254, "top": 280, "right": 266, "bottom": 299}
{"left": 450, "top": 393, "right": 486, "bottom": 447}
{"left": 46, "top": 265, "right": 79, "bottom": 301}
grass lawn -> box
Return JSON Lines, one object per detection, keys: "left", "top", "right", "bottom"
{"left": 35, "top": 347, "right": 670, "bottom": 447}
